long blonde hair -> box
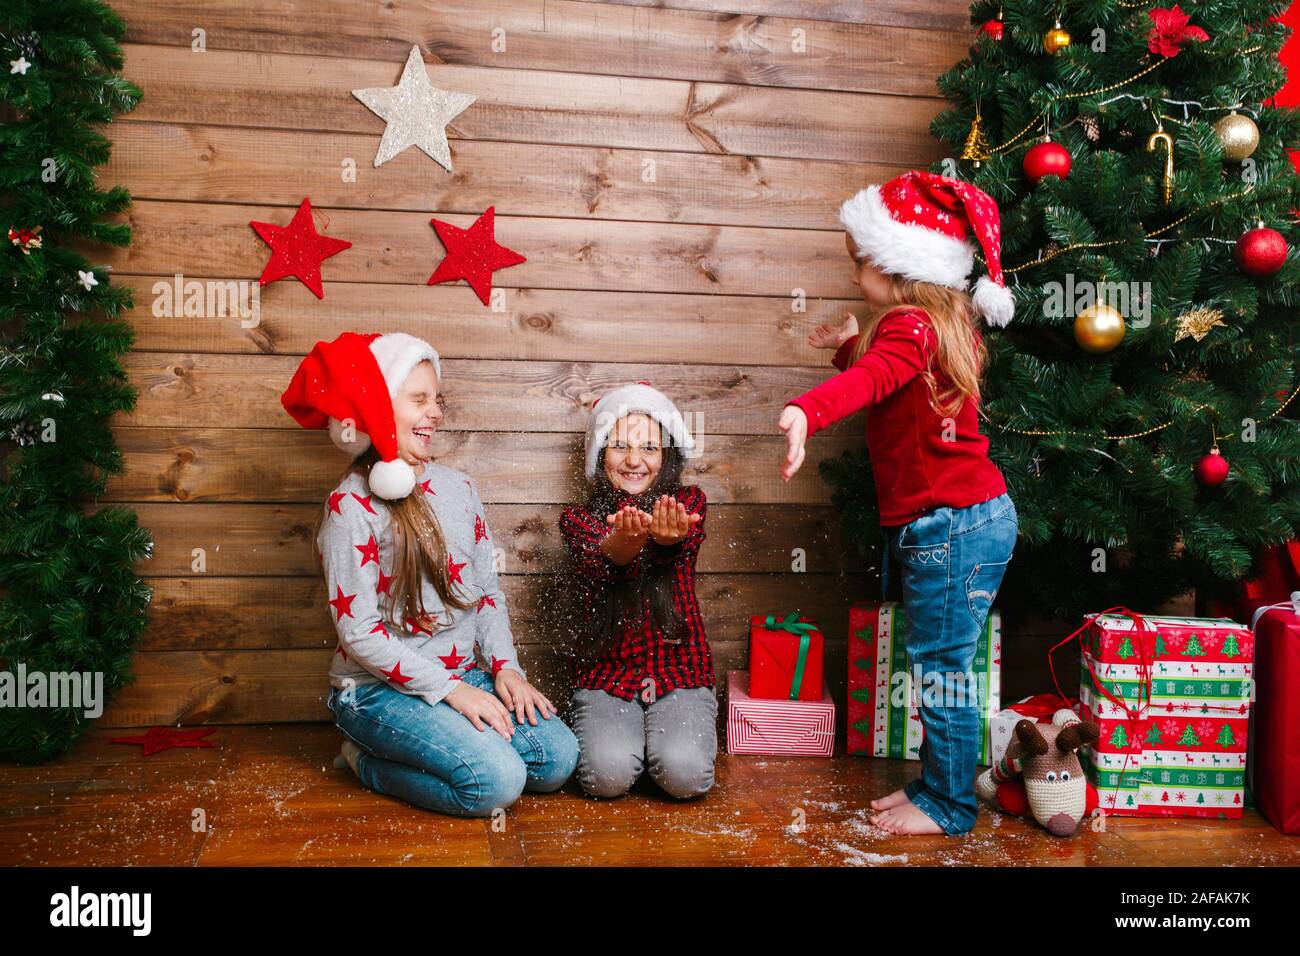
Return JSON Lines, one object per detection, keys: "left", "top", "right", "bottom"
{"left": 312, "top": 445, "right": 474, "bottom": 632}
{"left": 845, "top": 276, "right": 987, "bottom": 419}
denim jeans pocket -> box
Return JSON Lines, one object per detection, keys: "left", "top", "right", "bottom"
{"left": 895, "top": 508, "right": 952, "bottom": 569}
{"left": 966, "top": 558, "right": 1011, "bottom": 626}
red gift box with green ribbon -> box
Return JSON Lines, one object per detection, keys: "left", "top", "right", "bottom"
{"left": 748, "top": 613, "right": 824, "bottom": 702}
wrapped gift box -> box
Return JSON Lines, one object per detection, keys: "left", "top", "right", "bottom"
{"left": 988, "top": 693, "right": 1080, "bottom": 766}
{"left": 726, "top": 670, "right": 834, "bottom": 756}
{"left": 748, "top": 613, "right": 825, "bottom": 701}
{"left": 1078, "top": 612, "right": 1253, "bottom": 818}
{"left": 1250, "top": 601, "right": 1300, "bottom": 834}
{"left": 846, "top": 601, "right": 1001, "bottom": 763}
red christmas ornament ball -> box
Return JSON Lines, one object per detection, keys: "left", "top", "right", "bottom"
{"left": 1194, "top": 448, "right": 1230, "bottom": 487}
{"left": 1023, "top": 140, "right": 1072, "bottom": 184}
{"left": 1233, "top": 225, "right": 1288, "bottom": 277}
{"left": 979, "top": 19, "right": 1004, "bottom": 40}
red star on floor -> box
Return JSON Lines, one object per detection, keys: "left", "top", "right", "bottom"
{"left": 249, "top": 198, "right": 351, "bottom": 299}
{"left": 329, "top": 585, "right": 356, "bottom": 621}
{"left": 473, "top": 513, "right": 488, "bottom": 544}
{"left": 447, "top": 553, "right": 467, "bottom": 585}
{"left": 381, "top": 661, "right": 414, "bottom": 686}
{"left": 439, "top": 644, "right": 467, "bottom": 670}
{"left": 110, "top": 726, "right": 217, "bottom": 757}
{"left": 354, "top": 534, "right": 381, "bottom": 567}
{"left": 427, "top": 206, "right": 526, "bottom": 305}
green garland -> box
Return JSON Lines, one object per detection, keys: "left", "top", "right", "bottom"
{"left": 0, "top": 0, "right": 150, "bottom": 763}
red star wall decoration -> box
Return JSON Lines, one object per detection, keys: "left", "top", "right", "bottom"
{"left": 249, "top": 198, "right": 351, "bottom": 299}
{"left": 427, "top": 206, "right": 525, "bottom": 305}
{"left": 110, "top": 726, "right": 217, "bottom": 757}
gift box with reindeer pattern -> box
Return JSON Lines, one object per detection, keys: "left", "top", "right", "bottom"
{"left": 1078, "top": 613, "right": 1254, "bottom": 818}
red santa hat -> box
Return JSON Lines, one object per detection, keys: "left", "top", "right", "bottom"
{"left": 838, "top": 170, "right": 1015, "bottom": 327}
{"left": 280, "top": 331, "right": 441, "bottom": 500}
{"left": 584, "top": 381, "right": 695, "bottom": 480}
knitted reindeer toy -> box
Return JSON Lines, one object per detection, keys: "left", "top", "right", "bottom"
{"left": 975, "top": 708, "right": 1101, "bottom": 837}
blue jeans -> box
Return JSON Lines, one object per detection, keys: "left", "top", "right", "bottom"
{"left": 326, "top": 667, "right": 580, "bottom": 817}
{"left": 880, "top": 492, "right": 1017, "bottom": 834}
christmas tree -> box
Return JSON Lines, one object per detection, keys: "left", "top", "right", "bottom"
{"left": 1215, "top": 722, "right": 1236, "bottom": 746}
{"left": 824, "top": 1, "right": 1300, "bottom": 622}
{"left": 1222, "top": 631, "right": 1241, "bottom": 656}
{"left": 1109, "top": 723, "right": 1129, "bottom": 747}
{"left": 1177, "top": 724, "right": 1203, "bottom": 745}
{"left": 0, "top": 0, "right": 150, "bottom": 762}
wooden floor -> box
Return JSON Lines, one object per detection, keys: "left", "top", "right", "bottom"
{"left": 2, "top": 724, "right": 1296, "bottom": 866}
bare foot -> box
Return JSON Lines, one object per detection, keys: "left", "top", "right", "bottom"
{"left": 871, "top": 801, "right": 945, "bottom": 835}
{"left": 807, "top": 312, "right": 859, "bottom": 350}
{"left": 869, "top": 787, "right": 910, "bottom": 812}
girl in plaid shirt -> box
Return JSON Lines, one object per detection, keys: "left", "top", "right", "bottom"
{"left": 560, "top": 383, "right": 718, "bottom": 800}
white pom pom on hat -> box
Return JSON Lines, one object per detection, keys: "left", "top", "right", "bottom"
{"left": 584, "top": 381, "right": 695, "bottom": 481}
{"left": 280, "top": 331, "right": 441, "bottom": 500}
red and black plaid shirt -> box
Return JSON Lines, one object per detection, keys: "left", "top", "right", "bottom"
{"left": 558, "top": 484, "right": 714, "bottom": 701}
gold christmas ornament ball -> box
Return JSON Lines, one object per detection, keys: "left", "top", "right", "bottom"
{"left": 1074, "top": 303, "right": 1126, "bottom": 353}
{"left": 1213, "top": 111, "right": 1260, "bottom": 162}
{"left": 1043, "top": 25, "right": 1072, "bottom": 54}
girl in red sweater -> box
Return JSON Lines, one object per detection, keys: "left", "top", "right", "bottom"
{"left": 779, "top": 172, "right": 1018, "bottom": 836}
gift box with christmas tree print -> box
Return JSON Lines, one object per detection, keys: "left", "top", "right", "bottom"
{"left": 1077, "top": 612, "right": 1254, "bottom": 818}
{"left": 846, "top": 601, "right": 1001, "bottom": 763}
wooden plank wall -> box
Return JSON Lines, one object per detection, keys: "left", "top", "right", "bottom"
{"left": 91, "top": 0, "right": 1003, "bottom": 726}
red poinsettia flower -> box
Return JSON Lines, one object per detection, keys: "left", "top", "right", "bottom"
{"left": 1147, "top": 5, "right": 1210, "bottom": 58}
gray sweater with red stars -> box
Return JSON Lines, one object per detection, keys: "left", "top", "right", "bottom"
{"left": 318, "top": 462, "right": 525, "bottom": 707}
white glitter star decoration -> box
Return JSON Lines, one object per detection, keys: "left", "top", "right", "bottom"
{"left": 351, "top": 45, "right": 475, "bottom": 171}
{"left": 10, "top": 56, "right": 30, "bottom": 75}
{"left": 77, "top": 269, "right": 97, "bottom": 291}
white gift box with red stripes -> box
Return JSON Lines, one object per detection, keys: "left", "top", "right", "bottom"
{"left": 726, "top": 670, "right": 835, "bottom": 756}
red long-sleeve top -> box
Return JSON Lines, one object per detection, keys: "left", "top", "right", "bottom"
{"left": 785, "top": 306, "right": 1006, "bottom": 526}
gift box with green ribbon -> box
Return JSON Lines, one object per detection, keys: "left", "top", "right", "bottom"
{"left": 748, "top": 613, "right": 825, "bottom": 702}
